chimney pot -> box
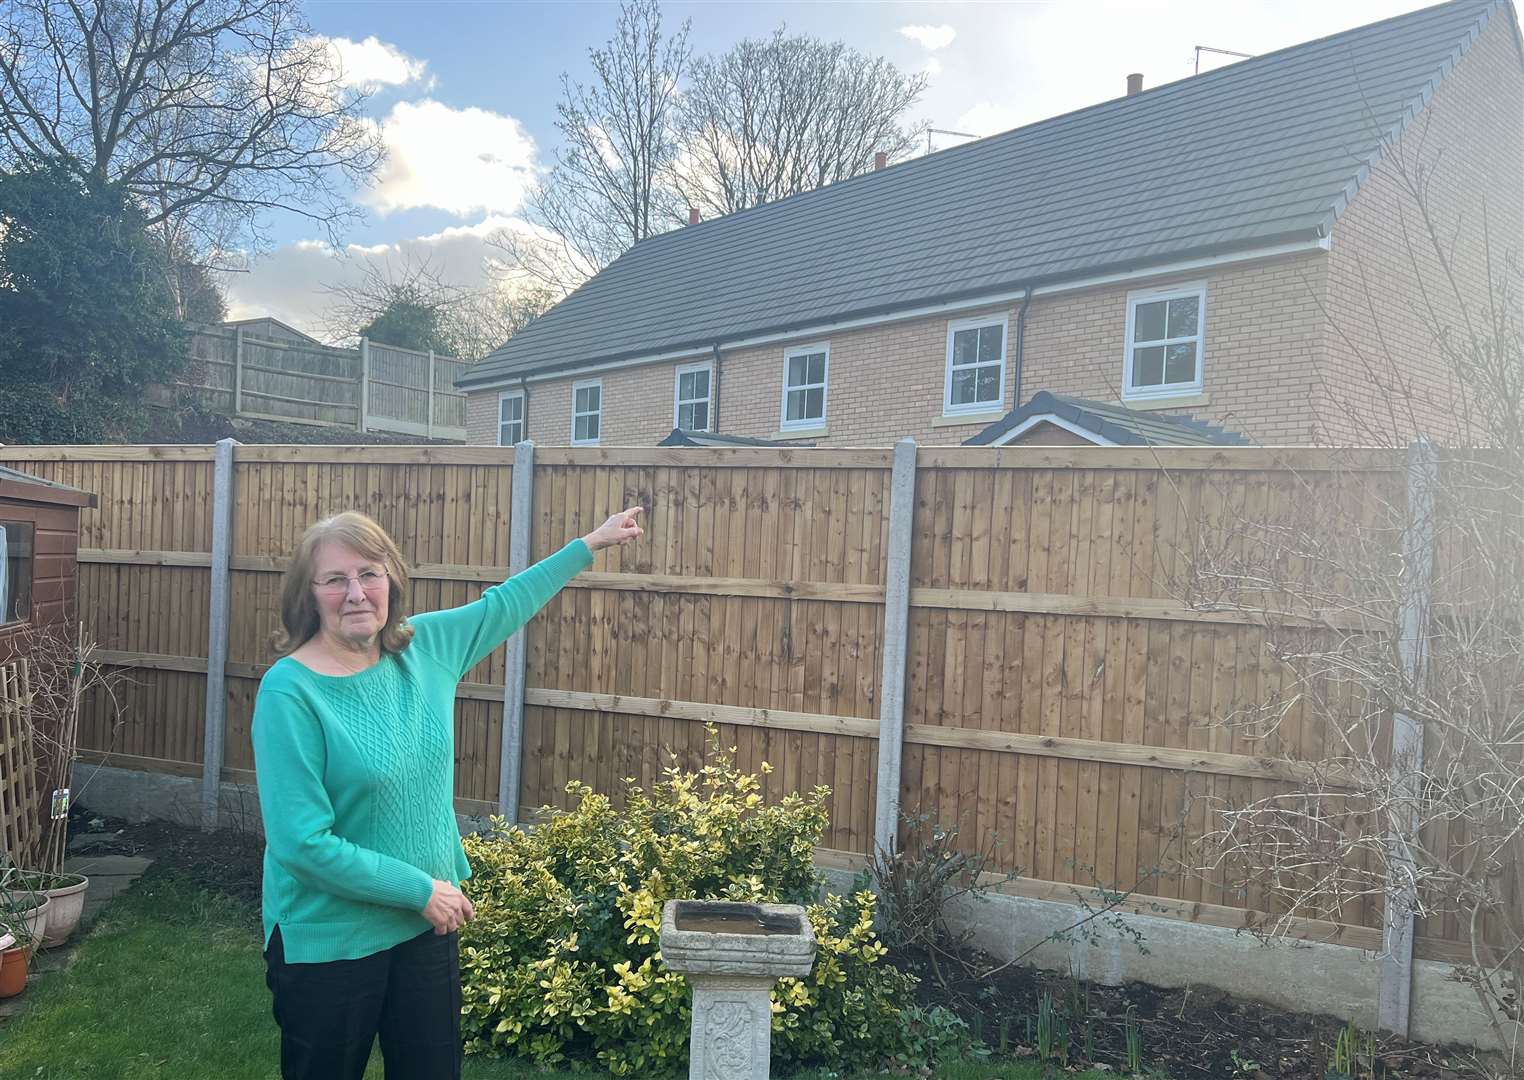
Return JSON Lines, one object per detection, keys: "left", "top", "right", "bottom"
{"left": 687, "top": 207, "right": 700, "bottom": 225}
{"left": 874, "top": 151, "right": 888, "bottom": 171}
{"left": 1126, "top": 73, "right": 1144, "bottom": 96}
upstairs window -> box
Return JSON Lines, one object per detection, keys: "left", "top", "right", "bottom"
{"left": 674, "top": 363, "right": 712, "bottom": 431}
{"left": 572, "top": 380, "right": 602, "bottom": 445}
{"left": 497, "top": 390, "right": 525, "bottom": 446}
{"left": 781, "top": 344, "right": 829, "bottom": 430}
{"left": 945, "top": 316, "right": 1007, "bottom": 414}
{"left": 1124, "top": 284, "right": 1206, "bottom": 399}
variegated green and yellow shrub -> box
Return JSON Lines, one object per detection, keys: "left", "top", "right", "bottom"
{"left": 459, "top": 737, "right": 974, "bottom": 1076}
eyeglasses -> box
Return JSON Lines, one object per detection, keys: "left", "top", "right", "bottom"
{"left": 312, "top": 569, "right": 388, "bottom": 594}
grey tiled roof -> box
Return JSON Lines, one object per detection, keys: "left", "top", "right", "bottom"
{"left": 964, "top": 391, "right": 1249, "bottom": 446}
{"left": 461, "top": 0, "right": 1509, "bottom": 390}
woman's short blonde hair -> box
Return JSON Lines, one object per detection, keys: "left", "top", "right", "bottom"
{"left": 274, "top": 511, "right": 415, "bottom": 656}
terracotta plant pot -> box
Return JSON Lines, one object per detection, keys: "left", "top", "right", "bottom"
{"left": 37, "top": 875, "right": 87, "bottom": 947}
{"left": 0, "top": 944, "right": 28, "bottom": 999}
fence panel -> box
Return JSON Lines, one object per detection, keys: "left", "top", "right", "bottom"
{"left": 171, "top": 329, "right": 469, "bottom": 440}
{"left": 899, "top": 455, "right": 1406, "bottom": 943}
{"left": 239, "top": 336, "right": 361, "bottom": 428}
{"left": 519, "top": 451, "right": 893, "bottom": 853}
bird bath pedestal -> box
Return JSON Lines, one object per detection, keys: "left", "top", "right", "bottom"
{"left": 660, "top": 900, "right": 817, "bottom": 1080}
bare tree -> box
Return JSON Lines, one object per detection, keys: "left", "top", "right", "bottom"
{"left": 495, "top": 0, "right": 689, "bottom": 296}
{"left": 0, "top": 0, "right": 384, "bottom": 285}
{"left": 1173, "top": 143, "right": 1524, "bottom": 1063}
{"left": 323, "top": 253, "right": 555, "bottom": 361}
{"left": 322, "top": 254, "right": 464, "bottom": 350}
{"left": 445, "top": 283, "right": 557, "bottom": 362}
{"left": 673, "top": 29, "right": 927, "bottom": 217}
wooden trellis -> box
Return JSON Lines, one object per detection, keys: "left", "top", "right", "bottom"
{"left": 0, "top": 660, "right": 38, "bottom": 864}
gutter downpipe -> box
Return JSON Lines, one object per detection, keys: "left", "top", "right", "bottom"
{"left": 519, "top": 375, "right": 529, "bottom": 438}
{"left": 1012, "top": 285, "right": 1034, "bottom": 407}
{"left": 711, "top": 343, "right": 723, "bottom": 433}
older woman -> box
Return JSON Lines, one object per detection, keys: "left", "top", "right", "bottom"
{"left": 253, "top": 507, "right": 642, "bottom": 1080}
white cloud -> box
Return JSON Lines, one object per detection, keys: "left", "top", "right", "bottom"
{"left": 224, "top": 217, "right": 536, "bottom": 341}
{"left": 954, "top": 102, "right": 1025, "bottom": 138}
{"left": 899, "top": 24, "right": 956, "bottom": 51}
{"left": 362, "top": 100, "right": 538, "bottom": 218}
{"left": 318, "top": 36, "right": 429, "bottom": 91}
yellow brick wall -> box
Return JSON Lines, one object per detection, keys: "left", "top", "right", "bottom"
{"left": 1315, "top": 6, "right": 1524, "bottom": 446}
{"left": 467, "top": 253, "right": 1327, "bottom": 448}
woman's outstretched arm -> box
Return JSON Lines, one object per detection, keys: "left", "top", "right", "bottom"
{"left": 412, "top": 506, "right": 643, "bottom": 679}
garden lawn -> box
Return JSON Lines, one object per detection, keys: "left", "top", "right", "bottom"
{"left": 0, "top": 871, "right": 1118, "bottom": 1079}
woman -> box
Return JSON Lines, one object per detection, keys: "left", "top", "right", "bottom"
{"left": 252, "top": 506, "right": 642, "bottom": 1080}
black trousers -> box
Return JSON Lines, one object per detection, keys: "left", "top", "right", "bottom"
{"left": 264, "top": 925, "right": 463, "bottom": 1080}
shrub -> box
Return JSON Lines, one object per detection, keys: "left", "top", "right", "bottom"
{"left": 459, "top": 734, "right": 972, "bottom": 1075}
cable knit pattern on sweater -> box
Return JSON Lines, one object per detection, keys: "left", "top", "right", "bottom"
{"left": 252, "top": 539, "right": 593, "bottom": 963}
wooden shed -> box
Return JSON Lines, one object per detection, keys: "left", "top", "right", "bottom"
{"left": 0, "top": 466, "right": 97, "bottom": 661}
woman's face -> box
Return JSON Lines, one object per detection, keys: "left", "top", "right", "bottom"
{"left": 310, "top": 540, "right": 390, "bottom": 648}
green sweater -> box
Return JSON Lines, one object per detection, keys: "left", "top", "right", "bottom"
{"left": 252, "top": 538, "right": 593, "bottom": 963}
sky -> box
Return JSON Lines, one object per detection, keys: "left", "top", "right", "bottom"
{"left": 228, "top": 0, "right": 1439, "bottom": 341}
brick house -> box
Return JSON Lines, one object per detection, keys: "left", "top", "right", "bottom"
{"left": 459, "top": 0, "right": 1523, "bottom": 449}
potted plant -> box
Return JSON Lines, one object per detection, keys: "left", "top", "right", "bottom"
{"left": 14, "top": 868, "right": 86, "bottom": 948}
{"left": 0, "top": 931, "right": 24, "bottom": 998}
{"left": 0, "top": 880, "right": 49, "bottom": 999}
{"left": 3, "top": 624, "right": 127, "bottom": 947}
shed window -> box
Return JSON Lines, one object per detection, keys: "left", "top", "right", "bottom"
{"left": 0, "top": 521, "right": 35, "bottom": 625}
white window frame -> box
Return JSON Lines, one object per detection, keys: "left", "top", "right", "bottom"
{"left": 1122, "top": 282, "right": 1207, "bottom": 402}
{"left": 779, "top": 343, "right": 830, "bottom": 431}
{"left": 673, "top": 361, "right": 713, "bottom": 432}
{"left": 571, "top": 378, "right": 602, "bottom": 446}
{"left": 496, "top": 389, "right": 525, "bottom": 447}
{"left": 943, "top": 314, "right": 1009, "bottom": 417}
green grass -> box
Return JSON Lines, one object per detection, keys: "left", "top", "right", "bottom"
{"left": 0, "top": 872, "right": 1115, "bottom": 1079}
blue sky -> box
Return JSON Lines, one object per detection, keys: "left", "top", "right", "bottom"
{"left": 230, "top": 0, "right": 1434, "bottom": 338}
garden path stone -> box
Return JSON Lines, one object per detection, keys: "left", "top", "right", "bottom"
{"left": 67, "top": 831, "right": 127, "bottom": 854}
{"left": 64, "top": 854, "right": 153, "bottom": 931}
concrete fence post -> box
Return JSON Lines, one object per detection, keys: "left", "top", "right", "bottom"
{"left": 873, "top": 438, "right": 918, "bottom": 860}
{"left": 426, "top": 349, "right": 437, "bottom": 440}
{"left": 358, "top": 337, "right": 371, "bottom": 434}
{"left": 201, "top": 437, "right": 238, "bottom": 831}
{"left": 498, "top": 440, "right": 536, "bottom": 821}
{"left": 1377, "top": 438, "right": 1438, "bottom": 1036}
{"left": 232, "top": 326, "right": 244, "bottom": 416}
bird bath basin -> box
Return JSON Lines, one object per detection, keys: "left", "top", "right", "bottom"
{"left": 661, "top": 900, "right": 817, "bottom": 1079}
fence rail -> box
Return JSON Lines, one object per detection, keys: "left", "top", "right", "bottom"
{"left": 172, "top": 326, "right": 469, "bottom": 440}
{"left": 5, "top": 441, "right": 1490, "bottom": 990}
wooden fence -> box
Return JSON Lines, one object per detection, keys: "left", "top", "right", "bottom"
{"left": 173, "top": 327, "right": 469, "bottom": 439}
{"left": 0, "top": 442, "right": 1469, "bottom": 1027}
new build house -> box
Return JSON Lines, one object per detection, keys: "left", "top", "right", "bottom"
{"left": 459, "top": 0, "right": 1522, "bottom": 449}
